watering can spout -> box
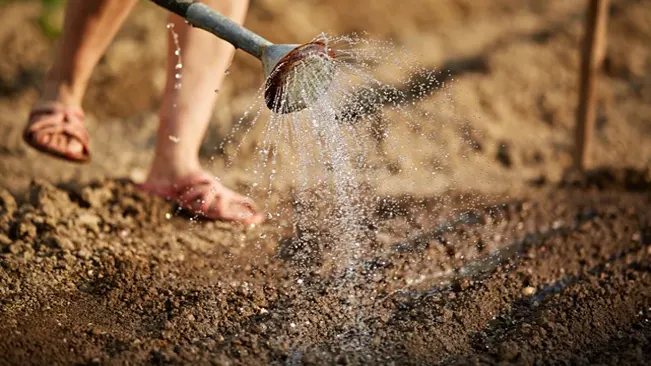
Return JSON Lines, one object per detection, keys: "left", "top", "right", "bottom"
{"left": 263, "top": 42, "right": 337, "bottom": 114}
{"left": 150, "top": 0, "right": 336, "bottom": 114}
{"left": 260, "top": 45, "right": 298, "bottom": 79}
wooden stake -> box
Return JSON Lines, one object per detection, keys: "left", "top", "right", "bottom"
{"left": 574, "top": 0, "right": 610, "bottom": 170}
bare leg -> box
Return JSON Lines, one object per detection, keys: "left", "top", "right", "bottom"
{"left": 44, "top": 0, "right": 138, "bottom": 105}
{"left": 24, "top": 0, "right": 138, "bottom": 161}
{"left": 142, "top": 0, "right": 264, "bottom": 224}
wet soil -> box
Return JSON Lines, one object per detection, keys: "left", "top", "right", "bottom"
{"left": 1, "top": 0, "right": 650, "bottom": 195}
{"left": 1, "top": 170, "right": 650, "bottom": 365}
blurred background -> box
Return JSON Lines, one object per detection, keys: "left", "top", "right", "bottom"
{"left": 0, "top": 0, "right": 649, "bottom": 197}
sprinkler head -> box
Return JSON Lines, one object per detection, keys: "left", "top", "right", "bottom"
{"left": 262, "top": 41, "right": 336, "bottom": 114}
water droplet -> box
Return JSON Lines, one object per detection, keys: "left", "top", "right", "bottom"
{"left": 168, "top": 135, "right": 180, "bottom": 143}
{"left": 175, "top": 63, "right": 183, "bottom": 70}
{"left": 221, "top": 34, "right": 475, "bottom": 277}
{"left": 174, "top": 50, "right": 180, "bottom": 56}
{"left": 224, "top": 70, "right": 230, "bottom": 75}
{"left": 175, "top": 73, "right": 182, "bottom": 80}
{"left": 165, "top": 213, "right": 171, "bottom": 219}
{"left": 259, "top": 233, "right": 267, "bottom": 239}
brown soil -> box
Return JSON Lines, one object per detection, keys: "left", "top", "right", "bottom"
{"left": 1, "top": 0, "right": 650, "bottom": 365}
{"left": 1, "top": 173, "right": 650, "bottom": 365}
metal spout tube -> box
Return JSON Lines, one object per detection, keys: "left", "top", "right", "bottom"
{"left": 150, "top": 0, "right": 272, "bottom": 59}
{"left": 150, "top": 0, "right": 337, "bottom": 114}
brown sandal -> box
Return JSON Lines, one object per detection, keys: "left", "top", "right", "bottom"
{"left": 136, "top": 171, "right": 265, "bottom": 225}
{"left": 22, "top": 103, "right": 91, "bottom": 163}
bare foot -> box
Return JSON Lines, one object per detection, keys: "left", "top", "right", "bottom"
{"left": 137, "top": 170, "right": 265, "bottom": 225}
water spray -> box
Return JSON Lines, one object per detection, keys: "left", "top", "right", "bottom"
{"left": 150, "top": 0, "right": 336, "bottom": 114}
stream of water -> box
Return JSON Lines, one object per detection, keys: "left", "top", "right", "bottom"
{"left": 200, "top": 33, "right": 503, "bottom": 358}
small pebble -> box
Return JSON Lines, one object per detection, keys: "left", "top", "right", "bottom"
{"left": 77, "top": 249, "right": 92, "bottom": 260}
{"left": 522, "top": 286, "right": 536, "bottom": 296}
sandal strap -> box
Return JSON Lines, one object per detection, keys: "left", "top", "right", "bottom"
{"left": 136, "top": 172, "right": 262, "bottom": 223}
{"left": 137, "top": 173, "right": 223, "bottom": 216}
{"left": 29, "top": 104, "right": 84, "bottom": 120}
{"left": 27, "top": 104, "right": 89, "bottom": 149}
{"left": 175, "top": 172, "right": 219, "bottom": 214}
{"left": 23, "top": 103, "right": 90, "bottom": 163}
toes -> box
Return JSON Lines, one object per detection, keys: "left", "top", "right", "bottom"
{"left": 67, "top": 138, "right": 85, "bottom": 157}
{"left": 35, "top": 132, "right": 52, "bottom": 146}
{"left": 29, "top": 130, "right": 87, "bottom": 160}
{"left": 228, "top": 198, "right": 265, "bottom": 224}
{"left": 239, "top": 196, "right": 260, "bottom": 212}
{"left": 243, "top": 212, "right": 266, "bottom": 225}
{"left": 52, "top": 134, "right": 65, "bottom": 152}
{"left": 204, "top": 194, "right": 264, "bottom": 224}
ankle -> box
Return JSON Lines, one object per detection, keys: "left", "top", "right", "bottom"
{"left": 145, "top": 154, "right": 202, "bottom": 185}
{"left": 40, "top": 79, "right": 83, "bottom": 107}
{"left": 40, "top": 67, "right": 86, "bottom": 106}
